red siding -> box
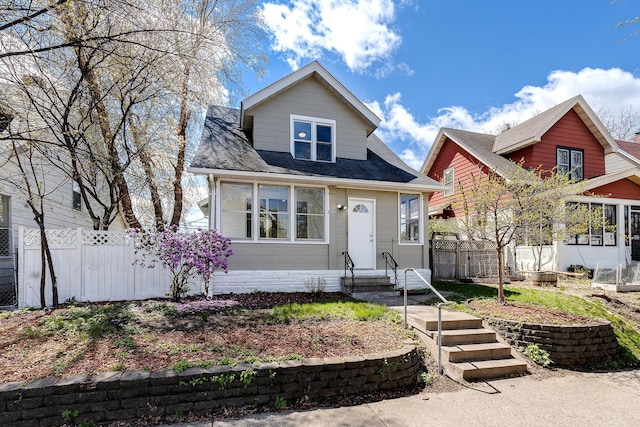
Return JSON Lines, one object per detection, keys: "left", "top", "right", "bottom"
{"left": 427, "top": 137, "right": 490, "bottom": 216}
{"left": 590, "top": 179, "right": 640, "bottom": 200}
{"left": 508, "top": 109, "right": 605, "bottom": 178}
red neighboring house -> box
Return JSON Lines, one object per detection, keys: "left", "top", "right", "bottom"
{"left": 421, "top": 95, "right": 640, "bottom": 281}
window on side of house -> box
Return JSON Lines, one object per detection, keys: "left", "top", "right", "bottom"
{"left": 0, "top": 195, "right": 9, "bottom": 257}
{"left": 291, "top": 115, "right": 336, "bottom": 162}
{"left": 220, "top": 182, "right": 253, "bottom": 239}
{"left": 443, "top": 167, "right": 454, "bottom": 197}
{"left": 0, "top": 195, "right": 8, "bottom": 228}
{"left": 259, "top": 185, "right": 289, "bottom": 239}
{"left": 295, "top": 187, "right": 325, "bottom": 240}
{"left": 557, "top": 147, "right": 583, "bottom": 181}
{"left": 565, "top": 202, "right": 616, "bottom": 246}
{"left": 400, "top": 193, "right": 421, "bottom": 243}
{"left": 72, "top": 181, "right": 82, "bottom": 211}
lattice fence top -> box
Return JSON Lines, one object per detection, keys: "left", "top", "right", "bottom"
{"left": 23, "top": 228, "right": 132, "bottom": 248}
{"left": 459, "top": 241, "right": 497, "bottom": 251}
{"left": 81, "top": 230, "right": 130, "bottom": 246}
{"left": 0, "top": 228, "right": 11, "bottom": 257}
{"left": 433, "top": 240, "right": 457, "bottom": 251}
{"left": 433, "top": 239, "right": 498, "bottom": 252}
{"left": 24, "top": 228, "right": 77, "bottom": 248}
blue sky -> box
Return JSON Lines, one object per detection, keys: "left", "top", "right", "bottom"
{"left": 239, "top": 0, "right": 640, "bottom": 169}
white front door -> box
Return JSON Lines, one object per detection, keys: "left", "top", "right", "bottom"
{"left": 348, "top": 198, "right": 376, "bottom": 269}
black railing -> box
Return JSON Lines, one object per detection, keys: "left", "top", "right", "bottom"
{"left": 342, "top": 251, "right": 355, "bottom": 291}
{"left": 382, "top": 251, "right": 398, "bottom": 286}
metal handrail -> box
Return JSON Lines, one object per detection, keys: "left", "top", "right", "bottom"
{"left": 403, "top": 268, "right": 450, "bottom": 374}
{"left": 342, "top": 251, "right": 355, "bottom": 291}
{"left": 381, "top": 252, "right": 398, "bottom": 286}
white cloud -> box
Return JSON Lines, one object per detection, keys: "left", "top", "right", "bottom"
{"left": 372, "top": 67, "right": 640, "bottom": 169}
{"left": 261, "top": 0, "right": 403, "bottom": 74}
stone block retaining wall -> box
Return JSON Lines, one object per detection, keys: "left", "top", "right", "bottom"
{"left": 0, "top": 344, "right": 419, "bottom": 427}
{"left": 487, "top": 318, "right": 620, "bottom": 367}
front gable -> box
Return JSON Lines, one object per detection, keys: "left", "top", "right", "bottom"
{"left": 507, "top": 109, "right": 606, "bottom": 179}
{"left": 241, "top": 61, "right": 379, "bottom": 162}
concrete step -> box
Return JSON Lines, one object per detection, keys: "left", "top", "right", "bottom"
{"left": 352, "top": 291, "right": 400, "bottom": 300}
{"left": 410, "top": 315, "right": 483, "bottom": 332}
{"left": 341, "top": 276, "right": 393, "bottom": 293}
{"left": 443, "top": 342, "right": 513, "bottom": 363}
{"left": 437, "top": 328, "right": 497, "bottom": 345}
{"left": 449, "top": 358, "right": 528, "bottom": 381}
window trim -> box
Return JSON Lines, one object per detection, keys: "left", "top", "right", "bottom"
{"left": 72, "top": 181, "right": 82, "bottom": 211}
{"left": 443, "top": 167, "right": 454, "bottom": 197}
{"left": 217, "top": 180, "right": 328, "bottom": 244}
{"left": 399, "top": 193, "right": 423, "bottom": 244}
{"left": 290, "top": 114, "right": 336, "bottom": 163}
{"left": 556, "top": 146, "right": 584, "bottom": 181}
{"left": 565, "top": 202, "right": 616, "bottom": 247}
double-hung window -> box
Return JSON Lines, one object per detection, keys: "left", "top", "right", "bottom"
{"left": 291, "top": 115, "right": 335, "bottom": 162}
{"left": 443, "top": 167, "right": 454, "bottom": 196}
{"left": 557, "top": 147, "right": 583, "bottom": 181}
{"left": 400, "top": 194, "right": 421, "bottom": 243}
{"left": 72, "top": 181, "right": 82, "bottom": 211}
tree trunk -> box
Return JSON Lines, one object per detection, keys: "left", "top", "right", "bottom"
{"left": 170, "top": 69, "right": 191, "bottom": 227}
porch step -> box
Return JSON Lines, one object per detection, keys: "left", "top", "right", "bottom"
{"left": 448, "top": 358, "right": 528, "bottom": 381}
{"left": 409, "top": 314, "right": 483, "bottom": 332}
{"left": 443, "top": 342, "right": 513, "bottom": 362}
{"left": 397, "top": 306, "right": 529, "bottom": 382}
{"left": 341, "top": 275, "right": 393, "bottom": 293}
{"left": 436, "top": 328, "right": 497, "bottom": 345}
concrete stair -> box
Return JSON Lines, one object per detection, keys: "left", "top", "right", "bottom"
{"left": 341, "top": 275, "right": 398, "bottom": 297}
{"left": 402, "top": 306, "right": 528, "bottom": 381}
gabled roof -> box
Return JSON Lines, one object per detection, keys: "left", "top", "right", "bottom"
{"left": 420, "top": 127, "right": 522, "bottom": 178}
{"left": 580, "top": 167, "right": 640, "bottom": 192}
{"left": 189, "top": 106, "right": 443, "bottom": 192}
{"left": 240, "top": 61, "right": 380, "bottom": 135}
{"left": 617, "top": 140, "right": 640, "bottom": 167}
{"left": 493, "top": 94, "right": 620, "bottom": 155}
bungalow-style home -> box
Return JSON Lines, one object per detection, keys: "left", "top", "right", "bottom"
{"left": 189, "top": 61, "right": 444, "bottom": 294}
{"left": 421, "top": 94, "right": 640, "bottom": 280}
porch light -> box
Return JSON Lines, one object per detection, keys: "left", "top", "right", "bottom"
{"left": 336, "top": 204, "right": 346, "bottom": 211}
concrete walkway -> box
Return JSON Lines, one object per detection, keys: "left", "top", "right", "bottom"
{"left": 161, "top": 369, "right": 640, "bottom": 427}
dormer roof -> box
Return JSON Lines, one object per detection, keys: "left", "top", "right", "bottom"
{"left": 241, "top": 61, "right": 380, "bottom": 136}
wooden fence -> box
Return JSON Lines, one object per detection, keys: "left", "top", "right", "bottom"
{"left": 17, "top": 228, "right": 202, "bottom": 308}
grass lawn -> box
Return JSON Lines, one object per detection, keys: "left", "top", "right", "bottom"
{"left": 0, "top": 293, "right": 410, "bottom": 384}
{"left": 427, "top": 281, "right": 640, "bottom": 366}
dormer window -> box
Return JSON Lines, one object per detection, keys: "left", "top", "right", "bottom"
{"left": 291, "top": 115, "right": 335, "bottom": 162}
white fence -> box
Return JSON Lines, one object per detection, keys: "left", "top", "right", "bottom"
{"left": 17, "top": 228, "right": 203, "bottom": 308}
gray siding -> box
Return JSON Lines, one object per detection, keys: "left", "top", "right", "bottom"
{"left": 249, "top": 77, "right": 369, "bottom": 160}
{"left": 221, "top": 186, "right": 430, "bottom": 272}
{"left": 227, "top": 243, "right": 329, "bottom": 270}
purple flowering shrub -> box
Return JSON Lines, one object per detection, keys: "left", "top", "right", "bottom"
{"left": 129, "top": 225, "right": 233, "bottom": 301}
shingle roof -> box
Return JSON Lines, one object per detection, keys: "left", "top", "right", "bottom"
{"left": 190, "top": 106, "right": 442, "bottom": 189}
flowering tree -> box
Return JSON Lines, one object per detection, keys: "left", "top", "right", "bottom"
{"left": 129, "top": 226, "right": 232, "bottom": 301}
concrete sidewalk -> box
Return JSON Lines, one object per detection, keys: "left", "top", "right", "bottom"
{"left": 161, "top": 369, "right": 640, "bottom": 427}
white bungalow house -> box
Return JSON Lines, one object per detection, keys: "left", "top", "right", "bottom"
{"left": 189, "top": 62, "right": 444, "bottom": 294}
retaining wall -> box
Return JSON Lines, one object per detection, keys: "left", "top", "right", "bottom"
{"left": 487, "top": 318, "right": 620, "bottom": 367}
{"left": 0, "top": 344, "right": 419, "bottom": 427}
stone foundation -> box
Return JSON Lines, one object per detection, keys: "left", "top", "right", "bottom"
{"left": 487, "top": 318, "right": 620, "bottom": 367}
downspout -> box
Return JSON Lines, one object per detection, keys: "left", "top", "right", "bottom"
{"left": 209, "top": 174, "right": 216, "bottom": 230}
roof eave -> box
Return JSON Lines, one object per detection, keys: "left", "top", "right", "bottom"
{"left": 188, "top": 167, "right": 445, "bottom": 193}
{"left": 240, "top": 61, "right": 380, "bottom": 132}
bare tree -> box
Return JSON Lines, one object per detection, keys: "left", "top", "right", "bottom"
{"left": 598, "top": 106, "right": 640, "bottom": 141}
